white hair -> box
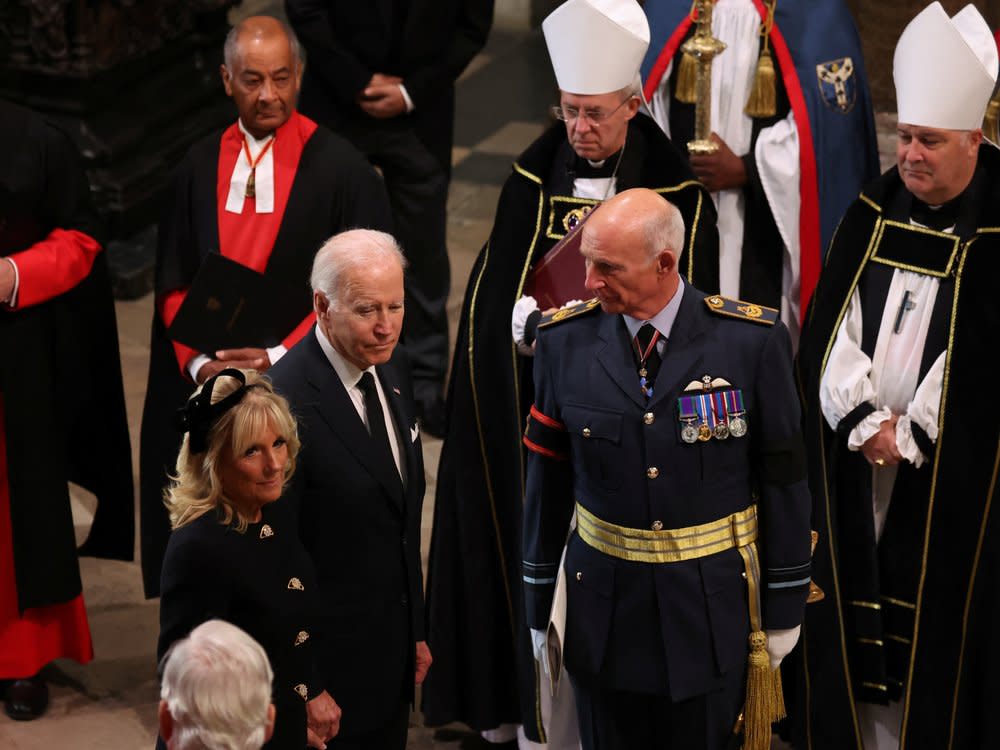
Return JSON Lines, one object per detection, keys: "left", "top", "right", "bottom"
{"left": 644, "top": 196, "right": 686, "bottom": 261}
{"left": 309, "top": 228, "right": 407, "bottom": 309}
{"left": 160, "top": 620, "right": 274, "bottom": 750}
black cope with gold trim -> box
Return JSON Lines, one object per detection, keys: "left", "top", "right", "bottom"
{"left": 795, "top": 145, "right": 1000, "bottom": 749}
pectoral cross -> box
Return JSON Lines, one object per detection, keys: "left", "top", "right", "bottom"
{"left": 893, "top": 291, "right": 917, "bottom": 334}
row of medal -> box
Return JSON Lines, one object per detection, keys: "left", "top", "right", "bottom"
{"left": 677, "top": 388, "right": 748, "bottom": 443}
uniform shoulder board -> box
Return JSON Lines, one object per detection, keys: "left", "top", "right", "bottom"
{"left": 538, "top": 298, "right": 602, "bottom": 329}
{"left": 704, "top": 295, "right": 778, "bottom": 326}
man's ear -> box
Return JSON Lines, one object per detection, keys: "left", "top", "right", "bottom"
{"left": 313, "top": 290, "right": 329, "bottom": 316}
{"left": 158, "top": 700, "right": 174, "bottom": 743}
{"left": 221, "top": 65, "right": 234, "bottom": 97}
{"left": 657, "top": 249, "right": 677, "bottom": 274}
{"left": 264, "top": 703, "right": 276, "bottom": 743}
{"left": 623, "top": 95, "right": 641, "bottom": 122}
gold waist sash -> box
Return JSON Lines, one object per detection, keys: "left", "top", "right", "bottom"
{"left": 575, "top": 503, "right": 758, "bottom": 563}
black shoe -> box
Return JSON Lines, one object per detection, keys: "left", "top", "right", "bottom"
{"left": 417, "top": 394, "right": 447, "bottom": 439}
{"left": 4, "top": 676, "right": 49, "bottom": 721}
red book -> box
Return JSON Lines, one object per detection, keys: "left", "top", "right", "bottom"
{"left": 522, "top": 208, "right": 594, "bottom": 309}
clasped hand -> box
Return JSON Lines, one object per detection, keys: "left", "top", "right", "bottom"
{"left": 358, "top": 73, "right": 406, "bottom": 119}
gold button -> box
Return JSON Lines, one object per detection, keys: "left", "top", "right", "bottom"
{"left": 582, "top": 427, "right": 592, "bottom": 438}
{"left": 647, "top": 467, "right": 659, "bottom": 479}
{"left": 576, "top": 571, "right": 583, "bottom": 581}
{"left": 294, "top": 630, "right": 309, "bottom": 646}
{"left": 651, "top": 520, "right": 663, "bottom": 531}
{"left": 287, "top": 577, "right": 304, "bottom": 591}
{"left": 643, "top": 412, "right": 655, "bottom": 425}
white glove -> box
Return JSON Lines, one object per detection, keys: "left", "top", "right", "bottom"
{"left": 530, "top": 627, "right": 549, "bottom": 676}
{"left": 511, "top": 295, "right": 539, "bottom": 345}
{"left": 766, "top": 625, "right": 801, "bottom": 671}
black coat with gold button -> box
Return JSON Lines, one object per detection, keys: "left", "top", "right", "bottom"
{"left": 158, "top": 506, "right": 321, "bottom": 749}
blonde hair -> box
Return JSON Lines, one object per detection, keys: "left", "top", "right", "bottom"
{"left": 166, "top": 370, "right": 300, "bottom": 532}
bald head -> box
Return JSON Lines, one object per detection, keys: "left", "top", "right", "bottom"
{"left": 581, "top": 188, "right": 685, "bottom": 319}
{"left": 220, "top": 16, "right": 303, "bottom": 138}
{"left": 224, "top": 16, "right": 301, "bottom": 72}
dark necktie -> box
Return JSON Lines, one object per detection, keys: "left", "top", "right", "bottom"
{"left": 633, "top": 323, "right": 662, "bottom": 399}
{"left": 357, "top": 372, "right": 400, "bottom": 482}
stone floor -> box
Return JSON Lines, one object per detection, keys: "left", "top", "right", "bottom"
{"left": 0, "top": 6, "right": 899, "bottom": 747}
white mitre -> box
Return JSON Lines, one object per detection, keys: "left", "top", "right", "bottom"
{"left": 542, "top": 0, "right": 650, "bottom": 95}
{"left": 894, "top": 2, "right": 999, "bottom": 130}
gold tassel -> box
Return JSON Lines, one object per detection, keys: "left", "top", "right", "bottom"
{"left": 770, "top": 661, "right": 787, "bottom": 721}
{"left": 744, "top": 47, "right": 776, "bottom": 118}
{"left": 745, "top": 0, "right": 778, "bottom": 118}
{"left": 675, "top": 49, "right": 698, "bottom": 104}
{"left": 742, "top": 630, "right": 780, "bottom": 750}
{"left": 984, "top": 95, "right": 1000, "bottom": 143}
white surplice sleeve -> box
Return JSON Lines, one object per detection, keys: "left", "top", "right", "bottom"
{"left": 819, "top": 288, "right": 892, "bottom": 450}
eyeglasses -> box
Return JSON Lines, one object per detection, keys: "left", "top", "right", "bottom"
{"left": 551, "top": 96, "right": 634, "bottom": 125}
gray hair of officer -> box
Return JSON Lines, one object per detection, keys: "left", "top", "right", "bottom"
{"left": 310, "top": 228, "right": 408, "bottom": 309}
{"left": 643, "top": 194, "right": 685, "bottom": 262}
{"left": 159, "top": 620, "right": 275, "bottom": 750}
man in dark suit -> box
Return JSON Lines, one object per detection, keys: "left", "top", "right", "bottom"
{"left": 269, "top": 228, "right": 430, "bottom": 749}
{"left": 284, "top": 0, "right": 494, "bottom": 436}
{"left": 522, "top": 188, "right": 811, "bottom": 749}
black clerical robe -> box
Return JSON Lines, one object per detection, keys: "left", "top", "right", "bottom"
{"left": 794, "top": 143, "right": 1000, "bottom": 748}
{"left": 0, "top": 98, "right": 133, "bottom": 675}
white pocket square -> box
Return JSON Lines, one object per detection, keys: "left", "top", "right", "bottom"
{"left": 410, "top": 424, "right": 420, "bottom": 443}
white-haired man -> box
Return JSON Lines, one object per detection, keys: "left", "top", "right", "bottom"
{"left": 139, "top": 15, "right": 393, "bottom": 600}
{"left": 270, "top": 229, "right": 430, "bottom": 750}
{"left": 796, "top": 3, "right": 1000, "bottom": 748}
{"left": 159, "top": 619, "right": 275, "bottom": 750}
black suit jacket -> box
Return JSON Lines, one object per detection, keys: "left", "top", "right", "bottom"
{"left": 269, "top": 328, "right": 426, "bottom": 736}
{"left": 285, "top": 0, "right": 494, "bottom": 170}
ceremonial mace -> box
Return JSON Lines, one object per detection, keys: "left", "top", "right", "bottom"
{"left": 683, "top": 0, "right": 726, "bottom": 156}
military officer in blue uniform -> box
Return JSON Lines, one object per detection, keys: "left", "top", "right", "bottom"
{"left": 522, "top": 188, "right": 812, "bottom": 750}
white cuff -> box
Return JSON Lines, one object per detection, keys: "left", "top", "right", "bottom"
{"left": 511, "top": 295, "right": 539, "bottom": 345}
{"left": 766, "top": 625, "right": 801, "bottom": 671}
{"left": 187, "top": 354, "right": 212, "bottom": 383}
{"left": 4, "top": 257, "right": 20, "bottom": 307}
{"left": 398, "top": 83, "right": 415, "bottom": 113}
{"left": 894, "top": 415, "right": 926, "bottom": 467}
{"left": 847, "top": 408, "right": 893, "bottom": 451}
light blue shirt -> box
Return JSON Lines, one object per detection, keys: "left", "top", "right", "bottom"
{"left": 622, "top": 278, "right": 685, "bottom": 355}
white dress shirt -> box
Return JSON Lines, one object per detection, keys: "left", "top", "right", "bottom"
{"left": 315, "top": 326, "right": 406, "bottom": 484}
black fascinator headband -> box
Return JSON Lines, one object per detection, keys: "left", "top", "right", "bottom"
{"left": 173, "top": 368, "right": 253, "bottom": 454}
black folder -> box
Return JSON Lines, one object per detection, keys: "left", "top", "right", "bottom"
{"left": 166, "top": 253, "right": 310, "bottom": 354}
